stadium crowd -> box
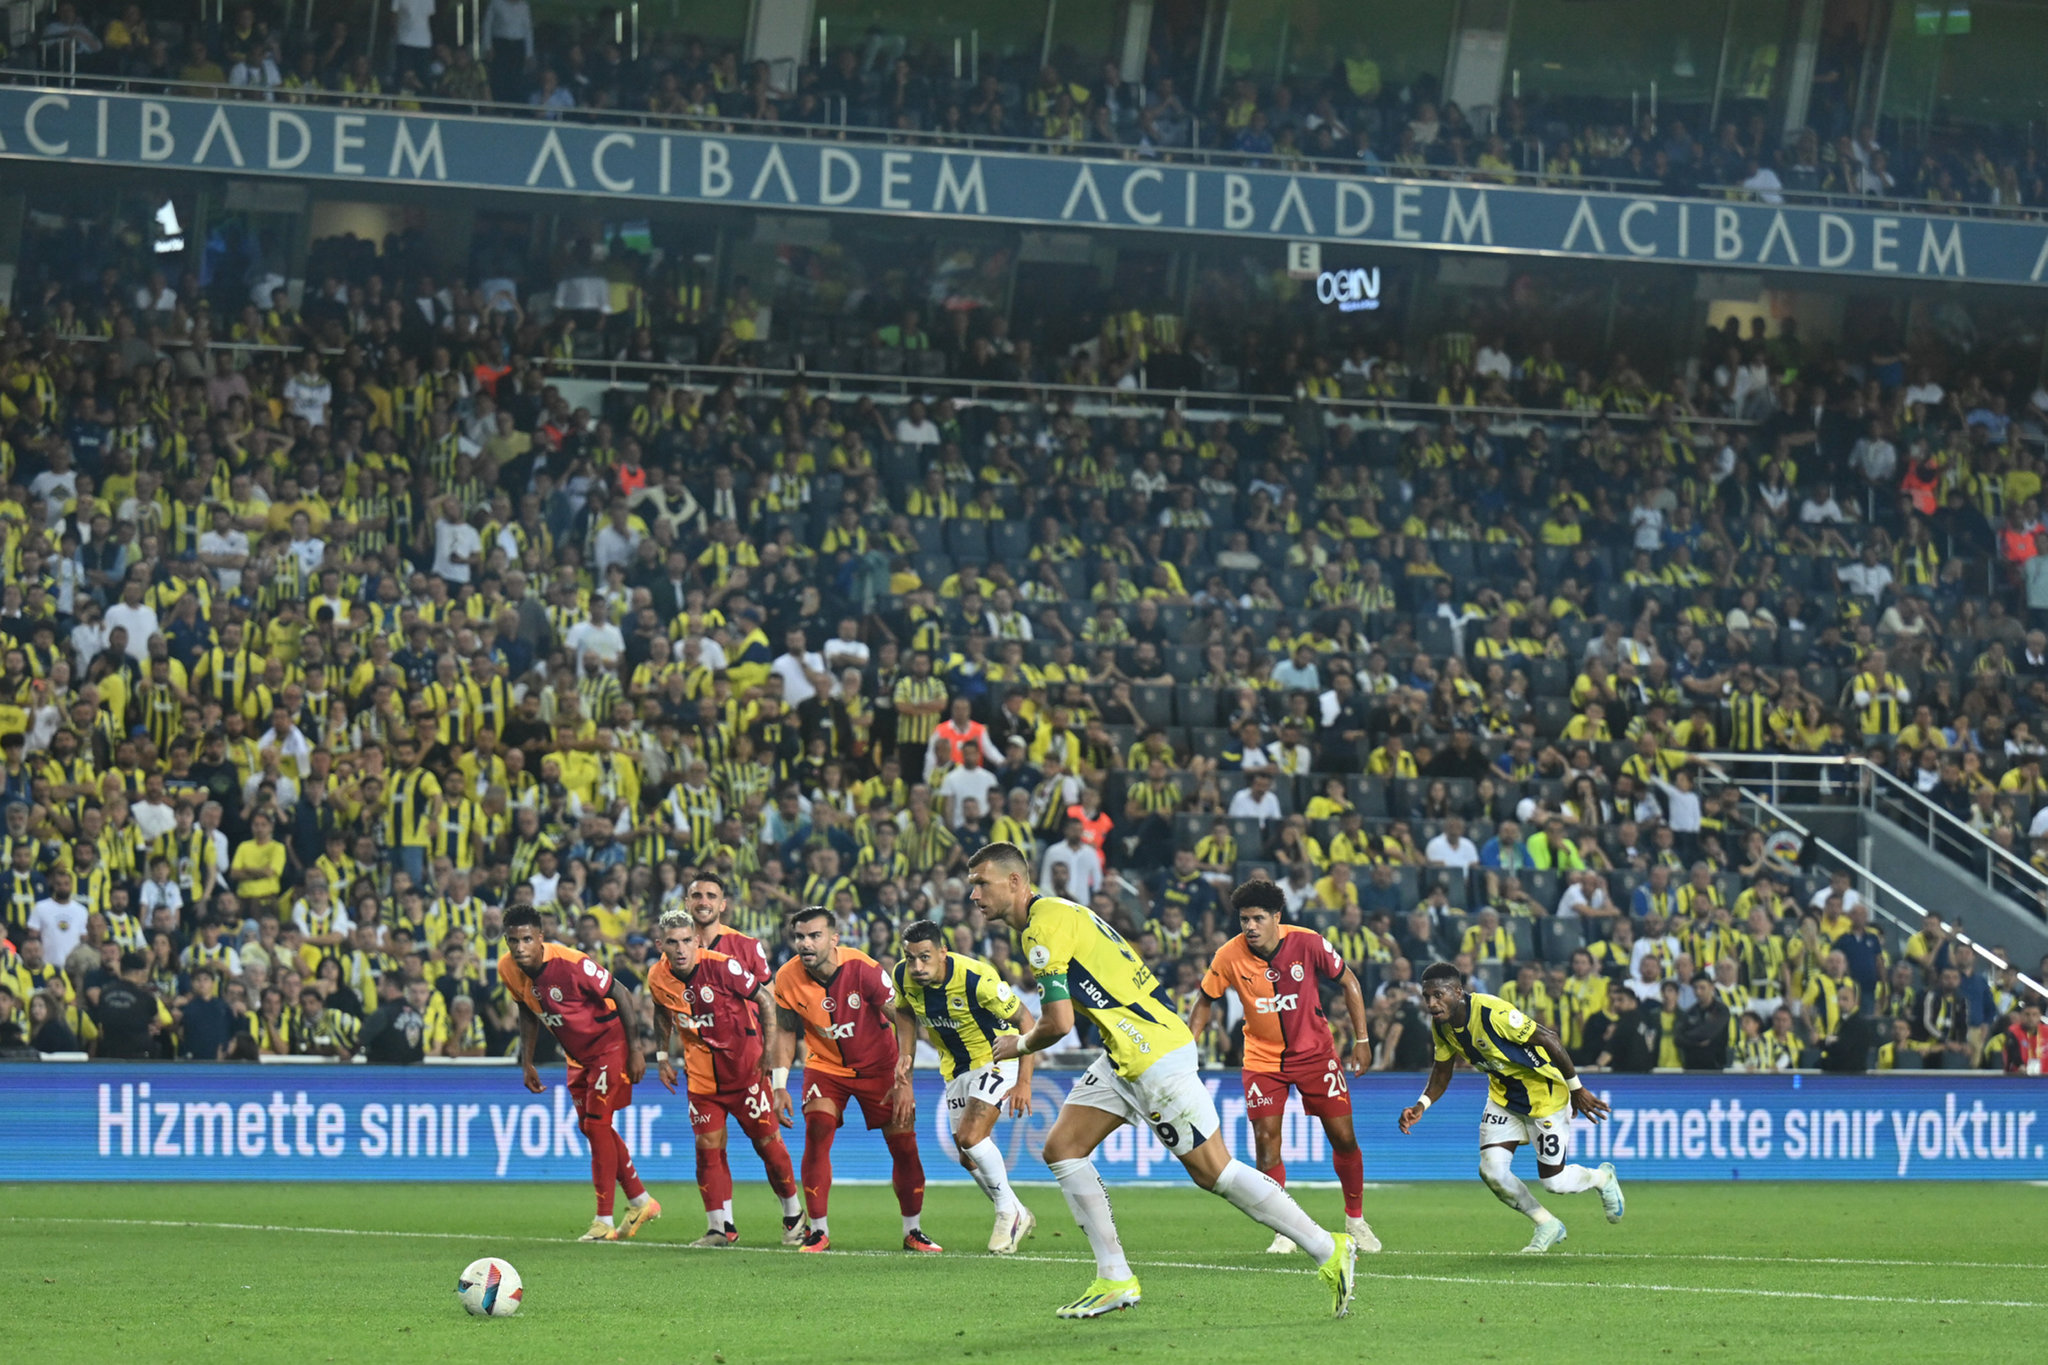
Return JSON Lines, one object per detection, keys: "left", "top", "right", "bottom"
{"left": 12, "top": 3, "right": 2048, "bottom": 215}
{"left": 5, "top": 170, "right": 2048, "bottom": 1082}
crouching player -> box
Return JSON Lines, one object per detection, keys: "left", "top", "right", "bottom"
{"left": 1399, "top": 962, "right": 1625, "bottom": 1253}
{"left": 647, "top": 909, "right": 805, "bottom": 1247}
{"left": 499, "top": 905, "right": 660, "bottom": 1241}
{"left": 892, "top": 920, "right": 1038, "bottom": 1254}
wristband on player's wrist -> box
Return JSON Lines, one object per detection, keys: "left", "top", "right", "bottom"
{"left": 771, "top": 1067, "right": 789, "bottom": 1090}
{"left": 1015, "top": 1032, "right": 1039, "bottom": 1057}
{"left": 1413, "top": 1093, "right": 1432, "bottom": 1112}
{"left": 1568, "top": 1075, "right": 1585, "bottom": 1091}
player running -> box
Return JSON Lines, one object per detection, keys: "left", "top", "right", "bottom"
{"left": 1398, "top": 961, "right": 1625, "bottom": 1253}
{"left": 499, "top": 905, "right": 661, "bottom": 1242}
{"left": 646, "top": 909, "right": 806, "bottom": 1248}
{"left": 1189, "top": 879, "right": 1380, "bottom": 1255}
{"left": 769, "top": 905, "right": 939, "bottom": 1253}
{"left": 892, "top": 920, "right": 1038, "bottom": 1254}
{"left": 969, "top": 842, "right": 1356, "bottom": 1321}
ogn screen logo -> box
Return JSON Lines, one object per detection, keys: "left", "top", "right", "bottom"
{"left": 1316, "top": 267, "right": 1381, "bottom": 312}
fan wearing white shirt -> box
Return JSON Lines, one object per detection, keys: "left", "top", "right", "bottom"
{"left": 769, "top": 627, "right": 834, "bottom": 709}
{"left": 894, "top": 399, "right": 941, "bottom": 445}
{"left": 282, "top": 352, "right": 333, "bottom": 427}
{"left": 1040, "top": 819, "right": 1105, "bottom": 903}
{"left": 937, "top": 746, "right": 1002, "bottom": 826}
{"left": 1226, "top": 771, "right": 1284, "bottom": 825}
{"left": 1424, "top": 816, "right": 1480, "bottom": 870}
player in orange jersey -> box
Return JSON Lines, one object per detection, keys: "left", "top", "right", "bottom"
{"left": 1189, "top": 879, "right": 1380, "bottom": 1254}
{"left": 499, "top": 905, "right": 660, "bottom": 1242}
{"left": 647, "top": 909, "right": 805, "bottom": 1247}
{"left": 769, "top": 904, "right": 938, "bottom": 1253}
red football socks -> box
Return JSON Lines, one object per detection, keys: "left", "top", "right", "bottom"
{"left": 884, "top": 1130, "right": 925, "bottom": 1217}
{"left": 801, "top": 1110, "right": 837, "bottom": 1218}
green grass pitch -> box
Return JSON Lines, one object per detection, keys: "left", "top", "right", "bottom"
{"left": 7, "top": 1179, "right": 2038, "bottom": 1362}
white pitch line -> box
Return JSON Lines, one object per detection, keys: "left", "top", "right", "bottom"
{"left": 9, "top": 1217, "right": 2043, "bottom": 1309}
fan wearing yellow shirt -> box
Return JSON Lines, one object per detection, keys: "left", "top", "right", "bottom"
{"left": 969, "top": 842, "right": 1357, "bottom": 1322}
{"left": 1400, "top": 963, "right": 1625, "bottom": 1254}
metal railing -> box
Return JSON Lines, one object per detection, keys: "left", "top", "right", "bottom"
{"left": 1688, "top": 752, "right": 2048, "bottom": 921}
{"left": 43, "top": 331, "right": 1765, "bottom": 434}
{"left": 1689, "top": 755, "right": 2048, "bottom": 1004}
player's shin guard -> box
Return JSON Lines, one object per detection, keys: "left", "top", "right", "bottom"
{"left": 1211, "top": 1159, "right": 1336, "bottom": 1264}
{"left": 1048, "top": 1158, "right": 1133, "bottom": 1281}
{"left": 801, "top": 1110, "right": 837, "bottom": 1219}
{"left": 1539, "top": 1165, "right": 1602, "bottom": 1195}
{"left": 697, "top": 1143, "right": 734, "bottom": 1221}
{"left": 962, "top": 1137, "right": 1019, "bottom": 1215}
{"left": 612, "top": 1128, "right": 646, "bottom": 1202}
{"left": 884, "top": 1130, "right": 926, "bottom": 1217}
{"left": 582, "top": 1114, "right": 619, "bottom": 1218}
{"left": 1479, "top": 1145, "right": 1549, "bottom": 1222}
{"left": 1332, "top": 1146, "right": 1365, "bottom": 1219}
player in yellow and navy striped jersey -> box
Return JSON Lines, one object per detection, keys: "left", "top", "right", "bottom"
{"left": 891, "top": 921, "right": 1038, "bottom": 1255}
{"left": 1400, "top": 962, "right": 1626, "bottom": 1255}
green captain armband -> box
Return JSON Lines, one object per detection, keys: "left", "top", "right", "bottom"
{"left": 1037, "top": 972, "right": 1070, "bottom": 1003}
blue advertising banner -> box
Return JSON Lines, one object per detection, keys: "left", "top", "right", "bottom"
{"left": 0, "top": 90, "right": 2044, "bottom": 285}
{"left": 2, "top": 1064, "right": 2042, "bottom": 1183}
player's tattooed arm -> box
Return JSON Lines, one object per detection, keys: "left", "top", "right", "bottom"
{"left": 1531, "top": 1020, "right": 1610, "bottom": 1122}
{"left": 753, "top": 985, "right": 786, "bottom": 1080}
{"left": 654, "top": 1001, "right": 679, "bottom": 1094}
{"left": 768, "top": 1002, "right": 801, "bottom": 1125}
{"left": 1398, "top": 1058, "right": 1455, "bottom": 1133}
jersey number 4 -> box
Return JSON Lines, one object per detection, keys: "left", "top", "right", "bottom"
{"left": 592, "top": 1067, "right": 609, "bottom": 1095}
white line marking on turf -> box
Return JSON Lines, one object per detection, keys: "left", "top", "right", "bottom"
{"left": 10, "top": 1217, "right": 2042, "bottom": 1309}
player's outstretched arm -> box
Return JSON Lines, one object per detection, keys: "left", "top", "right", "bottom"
{"left": 1337, "top": 967, "right": 1373, "bottom": 1074}
{"left": 1531, "top": 1021, "right": 1609, "bottom": 1121}
{"left": 994, "top": 996, "right": 1072, "bottom": 1062}
{"left": 1398, "top": 1058, "right": 1453, "bottom": 1133}
{"left": 767, "top": 1003, "right": 801, "bottom": 1125}
{"left": 515, "top": 1004, "right": 544, "bottom": 1094}
{"left": 604, "top": 975, "right": 645, "bottom": 1084}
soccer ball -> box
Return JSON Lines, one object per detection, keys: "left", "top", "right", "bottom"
{"left": 456, "top": 1257, "right": 523, "bottom": 1317}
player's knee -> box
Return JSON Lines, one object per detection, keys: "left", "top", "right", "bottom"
{"left": 1478, "top": 1146, "right": 1514, "bottom": 1188}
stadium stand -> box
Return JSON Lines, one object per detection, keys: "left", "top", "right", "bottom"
{"left": 2, "top": 1, "right": 2047, "bottom": 1083}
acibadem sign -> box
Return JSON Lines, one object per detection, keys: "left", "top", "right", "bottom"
{"left": 2, "top": 88, "right": 2042, "bottom": 286}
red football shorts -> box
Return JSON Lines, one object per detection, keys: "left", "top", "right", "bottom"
{"left": 802, "top": 1068, "right": 897, "bottom": 1130}
{"left": 569, "top": 1044, "right": 634, "bottom": 1119}
{"left": 690, "top": 1079, "right": 779, "bottom": 1139}
{"left": 1243, "top": 1055, "right": 1351, "bottom": 1120}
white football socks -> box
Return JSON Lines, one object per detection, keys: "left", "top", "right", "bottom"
{"left": 1049, "top": 1157, "right": 1133, "bottom": 1280}
{"left": 963, "top": 1138, "right": 1020, "bottom": 1215}
{"left": 1480, "top": 1146, "right": 1552, "bottom": 1223}
{"left": 1211, "top": 1159, "right": 1336, "bottom": 1264}
{"left": 1539, "top": 1165, "right": 1604, "bottom": 1195}
{"left": 779, "top": 1192, "right": 804, "bottom": 1219}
